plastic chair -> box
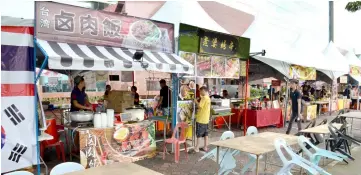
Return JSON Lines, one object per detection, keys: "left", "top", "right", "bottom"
{"left": 198, "top": 131, "right": 236, "bottom": 175}
{"left": 50, "top": 162, "right": 85, "bottom": 175}
{"left": 274, "top": 138, "right": 331, "bottom": 175}
{"left": 40, "top": 120, "right": 66, "bottom": 162}
{"left": 239, "top": 126, "right": 263, "bottom": 174}
{"left": 163, "top": 122, "right": 189, "bottom": 163}
{"left": 5, "top": 171, "right": 34, "bottom": 175}
{"left": 298, "top": 135, "right": 347, "bottom": 166}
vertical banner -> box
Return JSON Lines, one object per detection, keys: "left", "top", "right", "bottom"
{"left": 176, "top": 101, "right": 195, "bottom": 140}
{"left": 1, "top": 25, "right": 36, "bottom": 173}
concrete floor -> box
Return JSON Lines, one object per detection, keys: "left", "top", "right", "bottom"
{"left": 38, "top": 112, "right": 361, "bottom": 175}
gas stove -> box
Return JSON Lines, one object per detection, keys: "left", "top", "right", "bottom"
{"left": 70, "top": 121, "right": 93, "bottom": 128}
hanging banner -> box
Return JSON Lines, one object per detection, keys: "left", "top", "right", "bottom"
{"left": 240, "top": 60, "right": 247, "bottom": 77}
{"left": 350, "top": 65, "right": 361, "bottom": 76}
{"left": 289, "top": 65, "right": 316, "bottom": 80}
{"left": 179, "top": 51, "right": 196, "bottom": 73}
{"left": 176, "top": 101, "right": 194, "bottom": 140}
{"left": 79, "top": 121, "right": 156, "bottom": 168}
{"left": 225, "top": 58, "right": 240, "bottom": 78}
{"left": 211, "top": 56, "right": 226, "bottom": 77}
{"left": 178, "top": 78, "right": 196, "bottom": 101}
{"left": 1, "top": 25, "right": 36, "bottom": 173}
{"left": 199, "top": 30, "right": 239, "bottom": 57}
{"left": 35, "top": 1, "right": 174, "bottom": 53}
{"left": 196, "top": 55, "right": 212, "bottom": 77}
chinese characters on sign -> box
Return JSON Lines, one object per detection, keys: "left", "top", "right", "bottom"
{"left": 35, "top": 1, "right": 174, "bottom": 53}
{"left": 199, "top": 30, "right": 239, "bottom": 57}
{"left": 85, "top": 131, "right": 99, "bottom": 168}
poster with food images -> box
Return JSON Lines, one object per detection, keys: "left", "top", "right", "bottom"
{"left": 179, "top": 51, "right": 196, "bottom": 70}
{"left": 177, "top": 101, "right": 194, "bottom": 140}
{"left": 289, "top": 65, "right": 316, "bottom": 80}
{"left": 350, "top": 65, "right": 361, "bottom": 76}
{"left": 211, "top": 56, "right": 226, "bottom": 77}
{"left": 225, "top": 58, "right": 240, "bottom": 78}
{"left": 196, "top": 55, "right": 212, "bottom": 77}
{"left": 79, "top": 121, "right": 156, "bottom": 168}
{"left": 178, "top": 78, "right": 196, "bottom": 101}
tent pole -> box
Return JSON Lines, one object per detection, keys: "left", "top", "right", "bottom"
{"left": 132, "top": 71, "right": 135, "bottom": 86}
{"left": 284, "top": 81, "right": 289, "bottom": 127}
{"left": 243, "top": 59, "right": 250, "bottom": 136}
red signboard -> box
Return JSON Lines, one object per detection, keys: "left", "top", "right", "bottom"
{"left": 35, "top": 2, "right": 175, "bottom": 53}
{"left": 271, "top": 80, "right": 281, "bottom": 86}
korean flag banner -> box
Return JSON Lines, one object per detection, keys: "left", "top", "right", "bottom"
{"left": 1, "top": 21, "right": 36, "bottom": 173}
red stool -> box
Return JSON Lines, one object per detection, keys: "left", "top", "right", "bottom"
{"left": 40, "top": 119, "right": 66, "bottom": 162}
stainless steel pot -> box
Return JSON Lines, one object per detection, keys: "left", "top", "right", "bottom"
{"left": 69, "top": 111, "right": 94, "bottom": 122}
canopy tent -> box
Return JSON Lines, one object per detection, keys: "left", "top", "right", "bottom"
{"left": 319, "top": 42, "right": 349, "bottom": 80}
{"left": 35, "top": 39, "right": 194, "bottom": 74}
{"left": 345, "top": 50, "right": 361, "bottom": 84}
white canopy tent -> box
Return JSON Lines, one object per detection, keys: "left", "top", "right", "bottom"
{"left": 319, "top": 42, "right": 349, "bottom": 80}
{"left": 345, "top": 50, "right": 361, "bottom": 84}
{"left": 151, "top": 1, "right": 230, "bottom": 38}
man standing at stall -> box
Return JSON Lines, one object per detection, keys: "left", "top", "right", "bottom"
{"left": 70, "top": 76, "right": 93, "bottom": 112}
{"left": 158, "top": 79, "right": 171, "bottom": 116}
{"left": 286, "top": 79, "right": 302, "bottom": 134}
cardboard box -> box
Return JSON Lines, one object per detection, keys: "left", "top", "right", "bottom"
{"left": 106, "top": 90, "right": 134, "bottom": 113}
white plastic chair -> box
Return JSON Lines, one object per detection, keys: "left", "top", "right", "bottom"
{"left": 240, "top": 126, "right": 263, "bottom": 174}
{"left": 199, "top": 131, "right": 236, "bottom": 175}
{"left": 298, "top": 135, "right": 347, "bottom": 165}
{"left": 274, "top": 138, "right": 331, "bottom": 175}
{"left": 5, "top": 171, "right": 34, "bottom": 175}
{"left": 50, "top": 162, "right": 85, "bottom": 175}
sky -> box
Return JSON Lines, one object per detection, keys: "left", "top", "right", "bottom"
{"left": 1, "top": 0, "right": 360, "bottom": 54}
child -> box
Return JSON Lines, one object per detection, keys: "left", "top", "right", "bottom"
{"left": 194, "top": 86, "right": 211, "bottom": 152}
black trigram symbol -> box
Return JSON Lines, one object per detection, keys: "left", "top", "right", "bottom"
{"left": 4, "top": 104, "right": 25, "bottom": 125}
{"left": 8, "top": 143, "right": 27, "bottom": 163}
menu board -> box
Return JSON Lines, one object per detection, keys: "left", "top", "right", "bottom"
{"left": 211, "top": 56, "right": 225, "bottom": 77}
{"left": 196, "top": 55, "right": 212, "bottom": 77}
{"left": 225, "top": 58, "right": 240, "bottom": 78}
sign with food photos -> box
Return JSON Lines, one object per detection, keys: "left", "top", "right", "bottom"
{"left": 35, "top": 1, "right": 175, "bottom": 53}
{"left": 199, "top": 29, "right": 239, "bottom": 57}
{"left": 79, "top": 121, "right": 156, "bottom": 168}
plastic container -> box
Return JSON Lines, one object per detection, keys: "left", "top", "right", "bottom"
{"left": 101, "top": 113, "right": 107, "bottom": 128}
{"left": 93, "top": 113, "right": 102, "bottom": 128}
{"left": 106, "top": 109, "right": 115, "bottom": 127}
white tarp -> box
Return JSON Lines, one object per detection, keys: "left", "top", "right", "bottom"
{"left": 151, "top": 1, "right": 229, "bottom": 38}
{"left": 319, "top": 42, "right": 349, "bottom": 80}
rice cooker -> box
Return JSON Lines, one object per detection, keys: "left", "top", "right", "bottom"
{"left": 124, "top": 107, "right": 145, "bottom": 121}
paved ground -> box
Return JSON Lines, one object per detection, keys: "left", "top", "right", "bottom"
{"left": 325, "top": 146, "right": 361, "bottom": 175}
{"left": 40, "top": 112, "right": 361, "bottom": 175}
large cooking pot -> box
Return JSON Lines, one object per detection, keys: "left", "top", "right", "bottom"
{"left": 124, "top": 107, "right": 145, "bottom": 121}
{"left": 69, "top": 111, "right": 94, "bottom": 122}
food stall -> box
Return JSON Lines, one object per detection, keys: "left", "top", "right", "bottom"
{"left": 177, "top": 24, "right": 250, "bottom": 135}
{"left": 33, "top": 1, "right": 194, "bottom": 170}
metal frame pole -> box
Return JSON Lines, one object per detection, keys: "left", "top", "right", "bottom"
{"left": 243, "top": 59, "right": 250, "bottom": 136}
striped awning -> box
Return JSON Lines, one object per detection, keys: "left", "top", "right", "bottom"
{"left": 36, "top": 39, "right": 194, "bottom": 74}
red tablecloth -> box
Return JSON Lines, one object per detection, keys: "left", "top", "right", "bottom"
{"left": 243, "top": 109, "right": 284, "bottom": 128}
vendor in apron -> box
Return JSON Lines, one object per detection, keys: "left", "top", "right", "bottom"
{"left": 70, "top": 76, "right": 93, "bottom": 112}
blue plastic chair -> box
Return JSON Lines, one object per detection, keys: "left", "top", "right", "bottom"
{"left": 274, "top": 138, "right": 331, "bottom": 175}
{"left": 199, "top": 131, "right": 236, "bottom": 175}
{"left": 5, "top": 171, "right": 33, "bottom": 175}
{"left": 50, "top": 162, "right": 85, "bottom": 175}
{"left": 298, "top": 135, "right": 347, "bottom": 166}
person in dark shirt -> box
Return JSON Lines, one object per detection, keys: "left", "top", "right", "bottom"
{"left": 70, "top": 76, "right": 92, "bottom": 112}
{"left": 157, "top": 79, "right": 171, "bottom": 116}
{"left": 320, "top": 86, "right": 327, "bottom": 98}
{"left": 343, "top": 84, "right": 351, "bottom": 99}
{"left": 131, "top": 86, "right": 140, "bottom": 105}
{"left": 268, "top": 85, "right": 275, "bottom": 100}
{"left": 286, "top": 79, "right": 302, "bottom": 134}
{"left": 104, "top": 85, "right": 111, "bottom": 100}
